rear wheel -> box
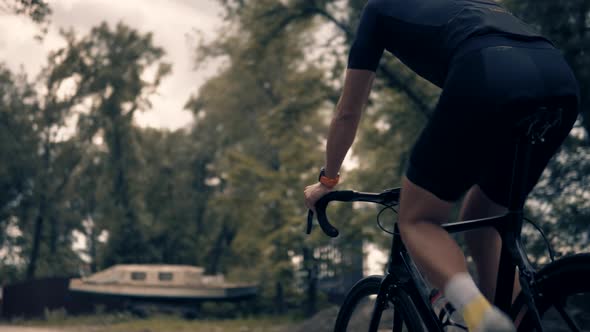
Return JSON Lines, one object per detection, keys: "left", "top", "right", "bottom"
{"left": 334, "top": 275, "right": 424, "bottom": 332}
{"left": 511, "top": 254, "right": 590, "bottom": 331}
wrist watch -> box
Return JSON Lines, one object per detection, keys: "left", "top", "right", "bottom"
{"left": 318, "top": 167, "right": 340, "bottom": 189}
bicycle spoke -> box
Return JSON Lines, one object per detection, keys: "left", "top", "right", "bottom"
{"left": 554, "top": 301, "right": 582, "bottom": 332}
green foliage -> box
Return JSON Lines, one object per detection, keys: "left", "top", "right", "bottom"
{"left": 0, "top": 66, "right": 38, "bottom": 228}
{"left": 187, "top": 0, "right": 344, "bottom": 314}
{"left": 47, "top": 22, "right": 172, "bottom": 266}
{"left": 136, "top": 128, "right": 208, "bottom": 265}
{"left": 0, "top": 37, "right": 102, "bottom": 279}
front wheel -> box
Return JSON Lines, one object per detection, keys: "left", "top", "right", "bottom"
{"left": 511, "top": 253, "right": 590, "bottom": 331}
{"left": 334, "top": 275, "right": 424, "bottom": 332}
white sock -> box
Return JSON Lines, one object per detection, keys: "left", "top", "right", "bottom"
{"left": 444, "top": 273, "right": 483, "bottom": 311}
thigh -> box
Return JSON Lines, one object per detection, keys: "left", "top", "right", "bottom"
{"left": 405, "top": 98, "right": 485, "bottom": 203}
{"left": 406, "top": 50, "right": 491, "bottom": 203}
{"left": 399, "top": 176, "right": 456, "bottom": 225}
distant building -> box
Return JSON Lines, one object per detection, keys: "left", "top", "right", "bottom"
{"left": 69, "top": 264, "right": 257, "bottom": 301}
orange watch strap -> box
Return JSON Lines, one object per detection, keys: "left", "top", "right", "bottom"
{"left": 319, "top": 174, "right": 339, "bottom": 188}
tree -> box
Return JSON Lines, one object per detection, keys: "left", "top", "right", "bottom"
{"left": 198, "top": 1, "right": 590, "bottom": 293}
{"left": 22, "top": 50, "right": 89, "bottom": 279}
{"left": 0, "top": 66, "right": 38, "bottom": 226}
{"left": 63, "top": 144, "right": 109, "bottom": 273}
{"left": 189, "top": 0, "right": 334, "bottom": 314}
{"left": 0, "top": 65, "right": 39, "bottom": 280}
{"left": 136, "top": 128, "right": 209, "bottom": 265}
{"left": 48, "top": 22, "right": 171, "bottom": 266}
{"left": 0, "top": 48, "right": 93, "bottom": 280}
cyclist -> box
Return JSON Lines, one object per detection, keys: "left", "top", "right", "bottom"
{"left": 304, "top": 0, "right": 580, "bottom": 331}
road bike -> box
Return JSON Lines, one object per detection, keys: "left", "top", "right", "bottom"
{"left": 307, "top": 104, "right": 590, "bottom": 331}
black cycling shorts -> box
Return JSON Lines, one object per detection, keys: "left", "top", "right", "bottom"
{"left": 406, "top": 35, "right": 580, "bottom": 207}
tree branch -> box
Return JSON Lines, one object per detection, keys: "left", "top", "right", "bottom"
{"left": 313, "top": 7, "right": 433, "bottom": 119}
{"left": 312, "top": 8, "right": 355, "bottom": 39}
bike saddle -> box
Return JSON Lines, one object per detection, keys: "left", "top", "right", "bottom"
{"left": 513, "top": 102, "right": 565, "bottom": 144}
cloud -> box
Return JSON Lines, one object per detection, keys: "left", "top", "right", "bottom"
{"left": 0, "top": 0, "right": 223, "bottom": 130}
{"left": 0, "top": 14, "right": 65, "bottom": 76}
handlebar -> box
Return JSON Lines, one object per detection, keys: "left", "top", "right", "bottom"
{"left": 306, "top": 188, "right": 401, "bottom": 237}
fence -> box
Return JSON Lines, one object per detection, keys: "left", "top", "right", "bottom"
{"left": 0, "top": 277, "right": 124, "bottom": 319}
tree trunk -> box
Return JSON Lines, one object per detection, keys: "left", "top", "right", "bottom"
{"left": 26, "top": 205, "right": 44, "bottom": 280}
{"left": 89, "top": 219, "right": 98, "bottom": 273}
{"left": 105, "top": 115, "right": 144, "bottom": 264}
{"left": 207, "top": 225, "right": 228, "bottom": 275}
{"left": 27, "top": 136, "right": 50, "bottom": 280}
{"left": 49, "top": 215, "right": 58, "bottom": 254}
{"left": 275, "top": 281, "right": 285, "bottom": 314}
{"left": 303, "top": 247, "right": 318, "bottom": 317}
{"left": 192, "top": 156, "right": 213, "bottom": 250}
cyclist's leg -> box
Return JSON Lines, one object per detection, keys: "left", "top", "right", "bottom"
{"left": 398, "top": 76, "right": 481, "bottom": 288}
{"left": 399, "top": 81, "right": 516, "bottom": 331}
{"left": 398, "top": 177, "right": 466, "bottom": 288}
{"left": 399, "top": 178, "right": 516, "bottom": 332}
{"left": 461, "top": 186, "right": 521, "bottom": 303}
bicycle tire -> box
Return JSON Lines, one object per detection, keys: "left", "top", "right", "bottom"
{"left": 334, "top": 275, "right": 424, "bottom": 332}
{"left": 510, "top": 253, "right": 590, "bottom": 331}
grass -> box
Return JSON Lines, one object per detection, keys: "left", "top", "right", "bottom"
{"left": 6, "top": 313, "right": 295, "bottom": 332}
{"left": 86, "top": 316, "right": 290, "bottom": 332}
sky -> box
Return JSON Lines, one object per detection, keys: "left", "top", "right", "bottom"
{"left": 0, "top": 0, "right": 223, "bottom": 130}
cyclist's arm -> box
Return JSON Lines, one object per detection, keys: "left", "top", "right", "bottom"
{"left": 324, "top": 69, "right": 375, "bottom": 178}
{"left": 324, "top": 2, "right": 383, "bottom": 178}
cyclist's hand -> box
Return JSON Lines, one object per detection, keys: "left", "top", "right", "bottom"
{"left": 304, "top": 182, "right": 333, "bottom": 214}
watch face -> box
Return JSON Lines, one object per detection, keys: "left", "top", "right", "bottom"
{"left": 319, "top": 167, "right": 326, "bottom": 181}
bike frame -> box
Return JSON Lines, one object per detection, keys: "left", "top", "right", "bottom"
{"left": 369, "top": 138, "right": 546, "bottom": 332}
{"left": 371, "top": 210, "right": 539, "bottom": 331}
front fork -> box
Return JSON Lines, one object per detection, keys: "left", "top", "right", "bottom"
{"left": 368, "top": 272, "right": 444, "bottom": 332}
{"left": 368, "top": 275, "right": 391, "bottom": 332}
{"left": 368, "top": 274, "right": 403, "bottom": 332}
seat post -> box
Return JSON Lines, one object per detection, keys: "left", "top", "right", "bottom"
{"left": 494, "top": 138, "right": 534, "bottom": 310}
{"left": 507, "top": 140, "right": 534, "bottom": 212}
{"left": 495, "top": 105, "right": 563, "bottom": 317}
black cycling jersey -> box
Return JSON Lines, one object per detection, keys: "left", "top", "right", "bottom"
{"left": 348, "top": 0, "right": 553, "bottom": 87}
